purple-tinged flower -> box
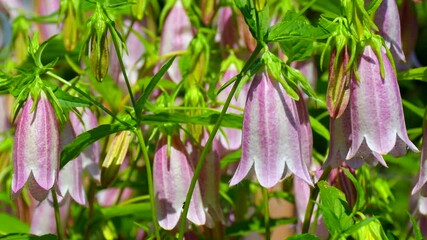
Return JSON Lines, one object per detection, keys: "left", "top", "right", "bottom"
{"left": 153, "top": 134, "right": 205, "bottom": 230}
{"left": 159, "top": 0, "right": 194, "bottom": 83}
{"left": 70, "top": 108, "right": 100, "bottom": 181}
{"left": 215, "top": 7, "right": 240, "bottom": 50}
{"left": 36, "top": 0, "right": 60, "bottom": 41}
{"left": 187, "top": 133, "right": 225, "bottom": 228}
{"left": 12, "top": 92, "right": 59, "bottom": 201}
{"left": 217, "top": 64, "right": 248, "bottom": 151}
{"left": 230, "top": 69, "right": 312, "bottom": 188}
{"left": 412, "top": 118, "right": 427, "bottom": 196}
{"left": 347, "top": 45, "right": 418, "bottom": 161}
{"left": 324, "top": 106, "right": 386, "bottom": 169}
{"left": 373, "top": 0, "right": 406, "bottom": 62}
{"left": 30, "top": 193, "right": 71, "bottom": 236}
{"left": 58, "top": 123, "right": 86, "bottom": 205}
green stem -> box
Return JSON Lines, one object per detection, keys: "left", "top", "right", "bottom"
{"left": 51, "top": 189, "right": 65, "bottom": 239}
{"left": 302, "top": 167, "right": 331, "bottom": 233}
{"left": 108, "top": 24, "right": 136, "bottom": 109}
{"left": 135, "top": 129, "right": 161, "bottom": 239}
{"left": 46, "top": 71, "right": 131, "bottom": 128}
{"left": 263, "top": 188, "right": 270, "bottom": 240}
{"left": 177, "top": 44, "right": 263, "bottom": 239}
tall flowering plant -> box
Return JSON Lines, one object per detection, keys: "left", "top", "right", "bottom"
{"left": 0, "top": 0, "right": 426, "bottom": 239}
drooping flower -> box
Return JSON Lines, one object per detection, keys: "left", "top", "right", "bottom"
{"left": 30, "top": 193, "right": 71, "bottom": 235}
{"left": 215, "top": 6, "right": 240, "bottom": 50}
{"left": 217, "top": 63, "right": 249, "bottom": 151}
{"left": 412, "top": 115, "right": 427, "bottom": 196}
{"left": 373, "top": 0, "right": 406, "bottom": 62}
{"left": 187, "top": 132, "right": 225, "bottom": 228}
{"left": 57, "top": 122, "right": 86, "bottom": 205}
{"left": 230, "top": 69, "right": 312, "bottom": 188}
{"left": 158, "top": 0, "right": 194, "bottom": 83}
{"left": 346, "top": 45, "right": 418, "bottom": 161}
{"left": 153, "top": 134, "right": 205, "bottom": 230}
{"left": 69, "top": 108, "right": 100, "bottom": 181}
{"left": 324, "top": 106, "right": 386, "bottom": 169}
{"left": 12, "top": 92, "right": 59, "bottom": 201}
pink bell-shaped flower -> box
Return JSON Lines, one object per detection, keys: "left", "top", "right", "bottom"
{"left": 324, "top": 106, "right": 386, "bottom": 168}
{"left": 57, "top": 122, "right": 86, "bottom": 205}
{"left": 153, "top": 134, "right": 205, "bottom": 230}
{"left": 347, "top": 45, "right": 418, "bottom": 162}
{"left": 373, "top": 0, "right": 406, "bottom": 62}
{"left": 70, "top": 108, "right": 100, "bottom": 181}
{"left": 230, "top": 69, "right": 312, "bottom": 188}
{"left": 412, "top": 117, "right": 427, "bottom": 196}
{"left": 158, "top": 0, "right": 194, "bottom": 83}
{"left": 217, "top": 64, "right": 249, "bottom": 151}
{"left": 12, "top": 92, "right": 59, "bottom": 201}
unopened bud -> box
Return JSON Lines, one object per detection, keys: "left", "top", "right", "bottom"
{"left": 254, "top": 0, "right": 267, "bottom": 12}
{"left": 63, "top": 2, "right": 78, "bottom": 51}
{"left": 101, "top": 131, "right": 132, "bottom": 187}
{"left": 131, "top": 0, "right": 146, "bottom": 20}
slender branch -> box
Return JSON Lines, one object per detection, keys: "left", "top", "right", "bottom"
{"left": 263, "top": 188, "right": 271, "bottom": 240}
{"left": 108, "top": 24, "right": 136, "bottom": 109}
{"left": 51, "top": 189, "right": 65, "bottom": 239}
{"left": 177, "top": 44, "right": 263, "bottom": 239}
{"left": 135, "top": 129, "right": 161, "bottom": 239}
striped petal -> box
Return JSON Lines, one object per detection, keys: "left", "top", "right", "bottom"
{"left": 12, "top": 93, "right": 59, "bottom": 200}
{"left": 154, "top": 135, "right": 205, "bottom": 230}
{"left": 231, "top": 70, "right": 311, "bottom": 188}
{"left": 347, "top": 46, "right": 417, "bottom": 160}
{"left": 58, "top": 123, "right": 86, "bottom": 205}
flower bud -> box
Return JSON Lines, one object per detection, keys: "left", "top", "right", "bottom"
{"left": 12, "top": 92, "right": 59, "bottom": 201}
{"left": 62, "top": 1, "right": 78, "bottom": 51}
{"left": 89, "top": 29, "right": 109, "bottom": 82}
{"left": 131, "top": 0, "right": 146, "bottom": 20}
{"left": 200, "top": 0, "right": 216, "bottom": 25}
{"left": 101, "top": 131, "right": 132, "bottom": 187}
{"left": 254, "top": 0, "right": 267, "bottom": 12}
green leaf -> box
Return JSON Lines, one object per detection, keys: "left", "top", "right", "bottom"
{"left": 318, "top": 181, "right": 353, "bottom": 237}
{"left": 267, "top": 11, "right": 322, "bottom": 42}
{"left": 60, "top": 123, "right": 132, "bottom": 168}
{"left": 397, "top": 67, "right": 427, "bottom": 82}
{"left": 341, "top": 168, "right": 366, "bottom": 215}
{"left": 135, "top": 56, "right": 175, "bottom": 115}
{"left": 0, "top": 213, "right": 30, "bottom": 234}
{"left": 286, "top": 234, "right": 320, "bottom": 240}
{"left": 89, "top": 74, "right": 123, "bottom": 111}
{"left": 52, "top": 87, "right": 91, "bottom": 110}
{"left": 235, "top": 0, "right": 269, "bottom": 40}
{"left": 408, "top": 212, "right": 423, "bottom": 240}
{"left": 402, "top": 99, "right": 424, "bottom": 118}
{"left": 140, "top": 112, "right": 242, "bottom": 129}
{"left": 0, "top": 234, "right": 56, "bottom": 240}
{"left": 309, "top": 116, "right": 330, "bottom": 141}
